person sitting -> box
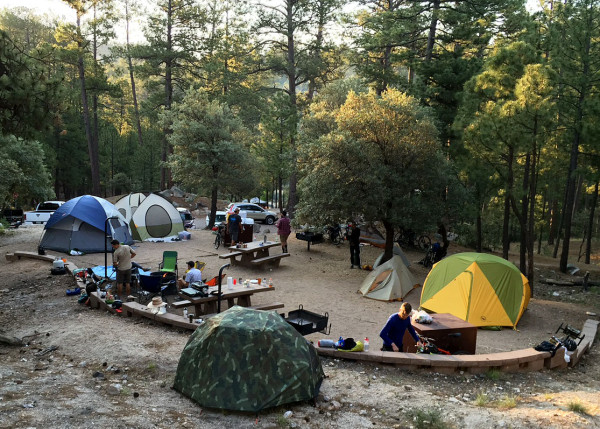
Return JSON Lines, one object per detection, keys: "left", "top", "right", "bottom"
{"left": 380, "top": 302, "right": 421, "bottom": 352}
{"left": 176, "top": 261, "right": 203, "bottom": 290}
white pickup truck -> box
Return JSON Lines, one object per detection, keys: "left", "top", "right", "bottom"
{"left": 24, "top": 201, "right": 65, "bottom": 225}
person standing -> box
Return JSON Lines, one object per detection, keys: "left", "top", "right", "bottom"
{"left": 227, "top": 207, "right": 242, "bottom": 246}
{"left": 349, "top": 223, "right": 361, "bottom": 269}
{"left": 177, "top": 261, "right": 203, "bottom": 290}
{"left": 111, "top": 239, "right": 136, "bottom": 299}
{"left": 380, "top": 302, "right": 421, "bottom": 352}
{"left": 276, "top": 210, "right": 291, "bottom": 253}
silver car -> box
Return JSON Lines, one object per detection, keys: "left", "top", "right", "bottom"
{"left": 227, "top": 203, "right": 278, "bottom": 225}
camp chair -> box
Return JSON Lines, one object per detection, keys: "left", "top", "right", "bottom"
{"left": 205, "top": 273, "right": 226, "bottom": 287}
{"left": 159, "top": 251, "right": 178, "bottom": 278}
{"left": 137, "top": 272, "right": 178, "bottom": 305}
{"left": 195, "top": 261, "right": 206, "bottom": 272}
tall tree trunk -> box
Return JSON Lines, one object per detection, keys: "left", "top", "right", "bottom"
{"left": 161, "top": 0, "right": 174, "bottom": 190}
{"left": 77, "top": 13, "right": 100, "bottom": 195}
{"left": 518, "top": 153, "right": 531, "bottom": 275}
{"left": 476, "top": 210, "right": 482, "bottom": 253}
{"left": 585, "top": 179, "right": 599, "bottom": 264}
{"left": 125, "top": 0, "right": 144, "bottom": 147}
{"left": 285, "top": 0, "right": 298, "bottom": 216}
{"left": 92, "top": 5, "right": 100, "bottom": 195}
{"left": 383, "top": 219, "right": 395, "bottom": 263}
{"left": 527, "top": 128, "right": 539, "bottom": 290}
{"left": 560, "top": 102, "right": 584, "bottom": 272}
{"left": 548, "top": 199, "right": 558, "bottom": 245}
{"left": 502, "top": 145, "right": 514, "bottom": 259}
{"left": 425, "top": 0, "right": 440, "bottom": 62}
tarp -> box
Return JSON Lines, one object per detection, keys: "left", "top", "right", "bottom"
{"left": 358, "top": 254, "right": 419, "bottom": 301}
{"left": 173, "top": 306, "right": 324, "bottom": 412}
{"left": 115, "top": 192, "right": 184, "bottom": 241}
{"left": 420, "top": 252, "right": 531, "bottom": 328}
{"left": 40, "top": 195, "right": 132, "bottom": 253}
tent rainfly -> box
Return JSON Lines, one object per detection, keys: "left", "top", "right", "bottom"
{"left": 115, "top": 192, "right": 184, "bottom": 241}
{"left": 358, "top": 254, "right": 419, "bottom": 301}
{"left": 420, "top": 252, "right": 531, "bottom": 328}
{"left": 40, "top": 195, "right": 133, "bottom": 253}
{"left": 173, "top": 306, "right": 324, "bottom": 412}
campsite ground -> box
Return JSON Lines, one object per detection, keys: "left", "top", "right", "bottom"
{"left": 0, "top": 222, "right": 599, "bottom": 429}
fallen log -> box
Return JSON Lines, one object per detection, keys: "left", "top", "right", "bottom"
{"left": 540, "top": 277, "right": 600, "bottom": 287}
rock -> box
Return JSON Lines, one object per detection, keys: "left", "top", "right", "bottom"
{"left": 359, "top": 410, "right": 367, "bottom": 415}
{"left": 78, "top": 361, "right": 87, "bottom": 368}
{"left": 330, "top": 400, "right": 341, "bottom": 410}
{"left": 283, "top": 411, "right": 293, "bottom": 419}
{"left": 92, "top": 371, "right": 104, "bottom": 379}
{"left": 404, "top": 385, "right": 413, "bottom": 391}
{"left": 106, "top": 384, "right": 121, "bottom": 395}
{"left": 448, "top": 397, "right": 460, "bottom": 403}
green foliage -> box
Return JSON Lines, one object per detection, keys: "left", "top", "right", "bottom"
{"left": 0, "top": 30, "right": 63, "bottom": 139}
{"left": 567, "top": 400, "right": 589, "bottom": 415}
{"left": 297, "top": 89, "right": 456, "bottom": 254}
{"left": 485, "top": 368, "right": 502, "bottom": 381}
{"left": 165, "top": 89, "right": 256, "bottom": 203}
{"left": 0, "top": 134, "right": 54, "bottom": 208}
{"left": 474, "top": 393, "right": 490, "bottom": 406}
{"left": 409, "top": 408, "right": 449, "bottom": 429}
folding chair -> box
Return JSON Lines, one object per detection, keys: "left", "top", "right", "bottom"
{"left": 137, "top": 272, "right": 178, "bottom": 305}
{"left": 159, "top": 251, "right": 178, "bottom": 278}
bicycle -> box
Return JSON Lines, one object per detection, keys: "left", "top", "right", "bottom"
{"left": 417, "top": 334, "right": 468, "bottom": 355}
{"left": 395, "top": 227, "right": 431, "bottom": 251}
{"left": 324, "top": 224, "right": 345, "bottom": 245}
{"left": 213, "top": 224, "right": 226, "bottom": 249}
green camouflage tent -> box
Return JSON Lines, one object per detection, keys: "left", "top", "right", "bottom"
{"left": 173, "top": 306, "right": 325, "bottom": 412}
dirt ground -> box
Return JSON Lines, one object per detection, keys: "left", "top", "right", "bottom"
{"left": 0, "top": 222, "right": 599, "bottom": 429}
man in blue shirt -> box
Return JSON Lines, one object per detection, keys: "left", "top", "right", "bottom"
{"left": 227, "top": 207, "right": 242, "bottom": 246}
{"left": 177, "top": 261, "right": 203, "bottom": 290}
{"left": 380, "top": 302, "right": 421, "bottom": 352}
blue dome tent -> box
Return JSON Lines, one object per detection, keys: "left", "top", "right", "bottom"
{"left": 40, "top": 195, "right": 133, "bottom": 253}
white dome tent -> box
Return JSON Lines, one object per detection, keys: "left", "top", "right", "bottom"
{"left": 115, "top": 192, "right": 184, "bottom": 241}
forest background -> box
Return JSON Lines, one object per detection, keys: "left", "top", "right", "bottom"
{"left": 1, "top": 0, "right": 600, "bottom": 287}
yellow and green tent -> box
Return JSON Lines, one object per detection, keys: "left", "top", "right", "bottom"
{"left": 420, "top": 253, "right": 531, "bottom": 328}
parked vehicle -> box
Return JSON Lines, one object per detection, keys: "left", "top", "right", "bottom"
{"left": 226, "top": 203, "right": 278, "bottom": 225}
{"left": 1, "top": 208, "right": 24, "bottom": 228}
{"left": 176, "top": 207, "right": 195, "bottom": 229}
{"left": 205, "top": 210, "right": 227, "bottom": 227}
{"left": 23, "top": 201, "right": 65, "bottom": 225}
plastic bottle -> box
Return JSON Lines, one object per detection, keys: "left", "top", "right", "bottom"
{"left": 318, "top": 339, "right": 335, "bottom": 348}
{"left": 183, "top": 307, "right": 188, "bottom": 319}
{"left": 364, "top": 337, "right": 370, "bottom": 351}
{"left": 268, "top": 277, "right": 273, "bottom": 287}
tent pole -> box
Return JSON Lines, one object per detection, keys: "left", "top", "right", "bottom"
{"left": 217, "top": 263, "right": 230, "bottom": 313}
{"left": 104, "top": 216, "right": 119, "bottom": 279}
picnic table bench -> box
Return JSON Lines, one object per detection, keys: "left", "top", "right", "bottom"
{"left": 220, "top": 241, "right": 286, "bottom": 269}
{"left": 251, "top": 253, "right": 290, "bottom": 268}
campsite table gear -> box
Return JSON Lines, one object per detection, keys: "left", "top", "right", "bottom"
{"left": 317, "top": 339, "right": 335, "bottom": 348}
{"left": 402, "top": 313, "right": 477, "bottom": 354}
{"left": 283, "top": 305, "right": 331, "bottom": 336}
{"left": 177, "top": 281, "right": 275, "bottom": 316}
{"left": 225, "top": 241, "right": 281, "bottom": 268}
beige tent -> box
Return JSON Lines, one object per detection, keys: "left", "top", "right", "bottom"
{"left": 373, "top": 244, "right": 411, "bottom": 268}
{"left": 358, "top": 255, "right": 419, "bottom": 301}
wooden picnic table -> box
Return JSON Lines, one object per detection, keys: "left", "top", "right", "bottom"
{"left": 402, "top": 313, "right": 477, "bottom": 354}
{"left": 175, "top": 282, "right": 276, "bottom": 316}
{"left": 219, "top": 240, "right": 289, "bottom": 268}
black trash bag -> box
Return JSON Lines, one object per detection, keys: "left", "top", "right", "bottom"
{"left": 535, "top": 340, "right": 559, "bottom": 356}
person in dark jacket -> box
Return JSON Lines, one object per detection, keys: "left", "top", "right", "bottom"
{"left": 276, "top": 210, "right": 291, "bottom": 253}
{"left": 380, "top": 302, "right": 421, "bottom": 352}
{"left": 227, "top": 207, "right": 242, "bottom": 245}
{"left": 349, "top": 223, "right": 361, "bottom": 269}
